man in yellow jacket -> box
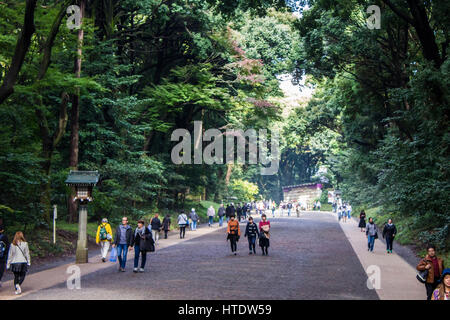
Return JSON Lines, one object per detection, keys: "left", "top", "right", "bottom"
{"left": 96, "top": 218, "right": 113, "bottom": 262}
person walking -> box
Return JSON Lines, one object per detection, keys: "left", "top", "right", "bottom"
{"left": 207, "top": 205, "right": 215, "bottom": 227}
{"left": 341, "top": 204, "right": 347, "bottom": 222}
{"left": 347, "top": 203, "right": 352, "bottom": 219}
{"left": 162, "top": 214, "right": 171, "bottom": 239}
{"left": 287, "top": 202, "right": 292, "bottom": 217}
{"left": 132, "top": 220, "right": 154, "bottom": 273}
{"left": 226, "top": 214, "right": 241, "bottom": 255}
{"left": 431, "top": 268, "right": 450, "bottom": 300}
{"left": 317, "top": 201, "right": 321, "bottom": 211}
{"left": 112, "top": 217, "right": 133, "bottom": 272}
{"left": 225, "top": 204, "right": 231, "bottom": 222}
{"left": 271, "top": 203, "right": 276, "bottom": 218}
{"left": 236, "top": 203, "right": 242, "bottom": 222}
{"left": 244, "top": 216, "right": 259, "bottom": 255}
{"left": 190, "top": 208, "right": 199, "bottom": 231}
{"left": 96, "top": 218, "right": 113, "bottom": 262}
{"left": 177, "top": 210, "right": 188, "bottom": 239}
{"left": 358, "top": 210, "right": 366, "bottom": 232}
{"left": 6, "top": 231, "right": 30, "bottom": 295}
{"left": 230, "top": 203, "right": 236, "bottom": 218}
{"left": 417, "top": 245, "right": 445, "bottom": 300}
{"left": 366, "top": 217, "right": 378, "bottom": 252}
{"left": 150, "top": 213, "right": 162, "bottom": 244}
{"left": 241, "top": 203, "right": 248, "bottom": 220}
{"left": 259, "top": 214, "right": 271, "bottom": 256}
{"left": 382, "top": 218, "right": 397, "bottom": 254}
{"left": 0, "top": 225, "right": 9, "bottom": 288}
{"left": 218, "top": 204, "right": 226, "bottom": 227}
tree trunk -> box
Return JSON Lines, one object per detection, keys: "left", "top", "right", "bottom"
{"left": 68, "top": 0, "right": 86, "bottom": 223}
{"left": 0, "top": 0, "right": 37, "bottom": 104}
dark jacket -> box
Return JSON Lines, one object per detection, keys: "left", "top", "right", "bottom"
{"left": 150, "top": 217, "right": 162, "bottom": 231}
{"left": 382, "top": 224, "right": 397, "bottom": 239}
{"left": 236, "top": 206, "right": 242, "bottom": 216}
{"left": 131, "top": 227, "right": 154, "bottom": 252}
{"left": 0, "top": 233, "right": 10, "bottom": 261}
{"left": 218, "top": 207, "right": 226, "bottom": 217}
{"left": 114, "top": 225, "right": 133, "bottom": 246}
{"left": 225, "top": 206, "right": 231, "bottom": 217}
{"left": 245, "top": 222, "right": 259, "bottom": 238}
{"left": 162, "top": 217, "right": 171, "bottom": 231}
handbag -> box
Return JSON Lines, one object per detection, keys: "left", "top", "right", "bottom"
{"left": 416, "top": 269, "right": 428, "bottom": 284}
{"left": 374, "top": 232, "right": 378, "bottom": 239}
{"left": 109, "top": 247, "right": 117, "bottom": 262}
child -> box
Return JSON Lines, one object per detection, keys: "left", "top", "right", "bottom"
{"left": 226, "top": 214, "right": 241, "bottom": 255}
{"left": 244, "top": 216, "right": 259, "bottom": 255}
{"left": 259, "top": 214, "right": 271, "bottom": 256}
{"left": 162, "top": 214, "right": 171, "bottom": 239}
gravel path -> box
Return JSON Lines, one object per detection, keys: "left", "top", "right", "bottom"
{"left": 19, "top": 212, "right": 378, "bottom": 300}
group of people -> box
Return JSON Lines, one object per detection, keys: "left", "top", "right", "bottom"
{"left": 0, "top": 226, "right": 31, "bottom": 295}
{"left": 356, "top": 211, "right": 397, "bottom": 254}
{"left": 226, "top": 213, "right": 271, "bottom": 256}
{"left": 96, "top": 216, "right": 162, "bottom": 273}
{"left": 334, "top": 201, "right": 352, "bottom": 222}
{"left": 357, "top": 210, "right": 449, "bottom": 300}
{"left": 1, "top": 203, "right": 448, "bottom": 300}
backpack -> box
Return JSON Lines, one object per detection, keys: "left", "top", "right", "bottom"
{"left": 99, "top": 225, "right": 108, "bottom": 241}
{"left": 0, "top": 240, "right": 6, "bottom": 259}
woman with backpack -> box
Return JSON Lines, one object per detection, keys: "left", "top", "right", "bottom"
{"left": 226, "top": 214, "right": 241, "bottom": 255}
{"left": 259, "top": 214, "right": 271, "bottom": 256}
{"left": 132, "top": 220, "right": 154, "bottom": 273}
{"left": 162, "top": 214, "right": 171, "bottom": 239}
{"left": 96, "top": 218, "right": 113, "bottom": 262}
{"left": 177, "top": 210, "right": 188, "bottom": 239}
{"left": 7, "top": 231, "right": 30, "bottom": 295}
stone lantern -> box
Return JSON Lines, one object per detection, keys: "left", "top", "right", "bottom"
{"left": 65, "top": 170, "right": 99, "bottom": 263}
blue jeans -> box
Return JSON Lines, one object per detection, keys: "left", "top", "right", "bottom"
{"left": 288, "top": 208, "right": 291, "bottom": 216}
{"left": 208, "top": 216, "right": 213, "bottom": 225}
{"left": 368, "top": 235, "right": 375, "bottom": 251}
{"left": 248, "top": 236, "right": 256, "bottom": 252}
{"left": 219, "top": 216, "right": 224, "bottom": 226}
{"left": 386, "top": 236, "right": 394, "bottom": 251}
{"left": 192, "top": 220, "right": 197, "bottom": 230}
{"left": 272, "top": 209, "right": 275, "bottom": 217}
{"left": 347, "top": 210, "right": 351, "bottom": 218}
{"left": 117, "top": 244, "right": 128, "bottom": 269}
{"left": 134, "top": 245, "right": 147, "bottom": 268}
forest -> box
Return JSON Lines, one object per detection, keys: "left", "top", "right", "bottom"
{"left": 0, "top": 0, "right": 448, "bottom": 258}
